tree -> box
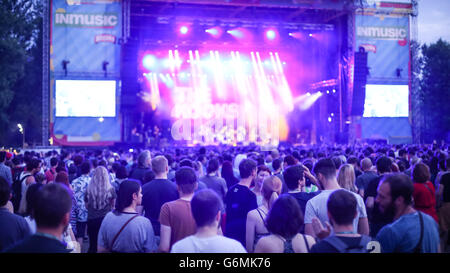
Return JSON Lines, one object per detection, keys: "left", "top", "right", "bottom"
{"left": 419, "top": 39, "right": 450, "bottom": 143}
{"left": 0, "top": 0, "right": 42, "bottom": 147}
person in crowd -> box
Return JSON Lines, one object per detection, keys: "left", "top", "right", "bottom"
{"left": 412, "top": 163, "right": 438, "bottom": 222}
{"left": 347, "top": 156, "right": 363, "bottom": 178}
{"left": 129, "top": 150, "right": 155, "bottom": 185}
{"left": 5, "top": 183, "right": 73, "bottom": 253}
{"left": 85, "top": 166, "right": 116, "bottom": 253}
{"left": 254, "top": 194, "right": 316, "bottom": 253}
{"left": 310, "top": 190, "right": 372, "bottom": 253}
{"left": 23, "top": 183, "right": 44, "bottom": 234}
{"left": 0, "top": 177, "right": 31, "bottom": 252}
{"left": 246, "top": 176, "right": 282, "bottom": 253}
{"left": 251, "top": 165, "right": 271, "bottom": 206}
{"left": 437, "top": 158, "right": 450, "bottom": 250}
{"left": 34, "top": 172, "right": 47, "bottom": 184}
{"left": 199, "top": 158, "right": 227, "bottom": 202}
{"left": 97, "top": 179, "right": 156, "bottom": 253}
{"left": 304, "top": 158, "right": 369, "bottom": 239}
{"left": 364, "top": 156, "right": 394, "bottom": 237}
{"left": 112, "top": 165, "right": 128, "bottom": 196}
{"left": 224, "top": 159, "right": 258, "bottom": 248}
{"left": 71, "top": 161, "right": 91, "bottom": 249}
{"left": 271, "top": 158, "right": 287, "bottom": 194}
{"left": 337, "top": 164, "right": 358, "bottom": 193}
{"left": 356, "top": 158, "right": 378, "bottom": 197}
{"left": 159, "top": 167, "right": 198, "bottom": 252}
{"left": 375, "top": 174, "right": 440, "bottom": 253}
{"left": 171, "top": 189, "right": 246, "bottom": 253}
{"left": 221, "top": 161, "right": 239, "bottom": 190}
{"left": 283, "top": 165, "right": 320, "bottom": 233}
{"left": 142, "top": 155, "right": 179, "bottom": 239}
{"left": 17, "top": 158, "right": 41, "bottom": 215}
{"left": 0, "top": 151, "right": 13, "bottom": 186}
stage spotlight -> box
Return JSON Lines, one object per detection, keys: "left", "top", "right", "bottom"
{"left": 332, "top": 89, "right": 336, "bottom": 93}
{"left": 309, "top": 33, "right": 313, "bottom": 37}
{"left": 328, "top": 117, "right": 332, "bottom": 122}
{"left": 326, "top": 90, "right": 330, "bottom": 94}
{"left": 142, "top": 55, "right": 156, "bottom": 70}
{"left": 266, "top": 30, "right": 276, "bottom": 40}
{"left": 205, "top": 27, "right": 223, "bottom": 38}
{"left": 307, "top": 92, "right": 311, "bottom": 96}
{"left": 180, "top": 26, "right": 189, "bottom": 35}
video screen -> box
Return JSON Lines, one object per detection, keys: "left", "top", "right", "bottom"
{"left": 363, "top": 84, "right": 408, "bottom": 117}
{"left": 55, "top": 80, "right": 116, "bottom": 117}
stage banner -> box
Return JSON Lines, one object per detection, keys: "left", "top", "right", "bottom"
{"left": 355, "top": 3, "right": 411, "bottom": 83}
{"left": 155, "top": 0, "right": 347, "bottom": 10}
{"left": 51, "top": 0, "right": 121, "bottom": 76}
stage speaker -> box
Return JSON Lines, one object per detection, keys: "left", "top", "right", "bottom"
{"left": 351, "top": 47, "right": 368, "bottom": 116}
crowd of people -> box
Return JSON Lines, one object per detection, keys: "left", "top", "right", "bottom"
{"left": 0, "top": 142, "right": 449, "bottom": 253}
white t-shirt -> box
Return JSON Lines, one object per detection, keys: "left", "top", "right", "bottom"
{"left": 304, "top": 189, "right": 367, "bottom": 233}
{"left": 171, "top": 235, "right": 247, "bottom": 253}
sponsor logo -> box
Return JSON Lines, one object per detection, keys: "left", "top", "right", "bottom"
{"left": 357, "top": 26, "right": 407, "bottom": 40}
{"left": 55, "top": 12, "right": 118, "bottom": 28}
{"left": 95, "top": 34, "right": 116, "bottom": 44}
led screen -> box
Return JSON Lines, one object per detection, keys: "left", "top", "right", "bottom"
{"left": 363, "top": 84, "right": 408, "bottom": 117}
{"left": 55, "top": 80, "right": 116, "bottom": 117}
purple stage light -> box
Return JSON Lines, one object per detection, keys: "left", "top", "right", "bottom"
{"left": 180, "top": 26, "right": 189, "bottom": 35}
{"left": 205, "top": 27, "right": 223, "bottom": 38}
{"left": 142, "top": 55, "right": 156, "bottom": 70}
{"left": 266, "top": 30, "right": 276, "bottom": 40}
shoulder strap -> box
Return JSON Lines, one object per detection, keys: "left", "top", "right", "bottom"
{"left": 20, "top": 174, "right": 32, "bottom": 183}
{"left": 256, "top": 208, "right": 266, "bottom": 222}
{"left": 302, "top": 234, "right": 311, "bottom": 253}
{"left": 423, "top": 183, "right": 435, "bottom": 198}
{"left": 323, "top": 236, "right": 350, "bottom": 253}
{"left": 110, "top": 214, "right": 139, "bottom": 251}
{"left": 283, "top": 238, "right": 295, "bottom": 253}
{"left": 413, "top": 212, "right": 424, "bottom": 253}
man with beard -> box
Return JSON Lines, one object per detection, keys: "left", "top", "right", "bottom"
{"left": 375, "top": 174, "right": 440, "bottom": 252}
{"left": 6, "top": 183, "right": 73, "bottom": 253}
{"left": 364, "top": 156, "right": 393, "bottom": 237}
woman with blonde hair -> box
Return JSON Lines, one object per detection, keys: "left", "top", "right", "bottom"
{"left": 337, "top": 164, "right": 358, "bottom": 193}
{"left": 245, "top": 175, "right": 282, "bottom": 253}
{"left": 84, "top": 166, "right": 116, "bottom": 253}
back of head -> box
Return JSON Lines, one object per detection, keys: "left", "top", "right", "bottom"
{"left": 239, "top": 159, "right": 257, "bottom": 179}
{"left": 361, "top": 158, "right": 373, "bottom": 172}
{"left": 0, "top": 177, "right": 10, "bottom": 207}
{"left": 283, "top": 165, "right": 304, "bottom": 191}
{"left": 284, "top": 155, "right": 297, "bottom": 167}
{"left": 27, "top": 158, "right": 41, "bottom": 172}
{"left": 179, "top": 159, "right": 194, "bottom": 168}
{"left": 381, "top": 173, "right": 414, "bottom": 206}
{"left": 80, "top": 161, "right": 91, "bottom": 175}
{"left": 34, "top": 183, "right": 72, "bottom": 229}
{"left": 376, "top": 156, "right": 392, "bottom": 174}
{"left": 206, "top": 158, "right": 220, "bottom": 174}
{"left": 55, "top": 171, "right": 69, "bottom": 188}
{"left": 261, "top": 176, "right": 282, "bottom": 208}
{"left": 272, "top": 158, "right": 282, "bottom": 172}
{"left": 265, "top": 194, "right": 303, "bottom": 239}
{"left": 332, "top": 156, "right": 343, "bottom": 170}
{"left": 337, "top": 164, "right": 356, "bottom": 192}
{"left": 327, "top": 189, "right": 357, "bottom": 226}
{"left": 26, "top": 183, "right": 44, "bottom": 217}
{"left": 313, "top": 158, "right": 336, "bottom": 180}
{"left": 116, "top": 165, "right": 128, "bottom": 180}
{"left": 221, "top": 161, "right": 234, "bottom": 177}
{"left": 138, "top": 150, "right": 151, "bottom": 167}
{"left": 115, "top": 179, "right": 141, "bottom": 213}
{"left": 412, "top": 163, "right": 430, "bottom": 183}
{"left": 175, "top": 167, "right": 197, "bottom": 194}
{"left": 50, "top": 157, "right": 59, "bottom": 168}
{"left": 151, "top": 155, "right": 168, "bottom": 175}
{"left": 271, "top": 149, "right": 280, "bottom": 159}
{"left": 191, "top": 189, "right": 223, "bottom": 228}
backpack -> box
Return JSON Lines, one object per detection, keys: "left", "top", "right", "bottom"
{"left": 323, "top": 235, "right": 372, "bottom": 253}
{"left": 11, "top": 172, "right": 31, "bottom": 214}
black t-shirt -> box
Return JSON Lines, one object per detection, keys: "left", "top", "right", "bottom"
{"left": 310, "top": 236, "right": 366, "bottom": 253}
{"left": 288, "top": 191, "right": 320, "bottom": 233}
{"left": 441, "top": 173, "right": 450, "bottom": 202}
{"left": 0, "top": 208, "right": 30, "bottom": 252}
{"left": 224, "top": 184, "right": 258, "bottom": 247}
{"left": 365, "top": 175, "right": 392, "bottom": 237}
{"left": 5, "top": 234, "right": 70, "bottom": 253}
{"left": 142, "top": 179, "right": 179, "bottom": 236}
